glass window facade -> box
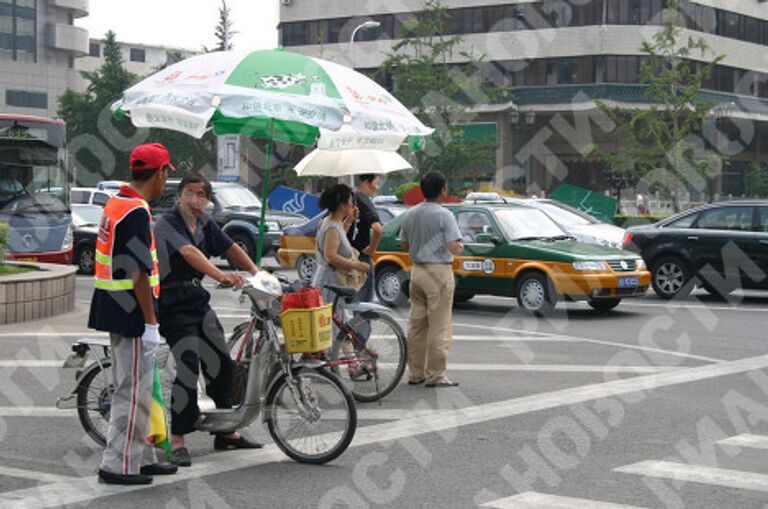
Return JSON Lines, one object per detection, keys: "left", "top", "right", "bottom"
{"left": 281, "top": 1, "right": 768, "bottom": 48}
{"left": 0, "top": 0, "right": 36, "bottom": 62}
{"left": 129, "top": 48, "right": 145, "bottom": 63}
{"left": 6, "top": 89, "right": 47, "bottom": 108}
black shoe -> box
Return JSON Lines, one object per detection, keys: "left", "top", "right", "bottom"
{"left": 214, "top": 434, "right": 264, "bottom": 450}
{"left": 170, "top": 447, "right": 192, "bottom": 467}
{"left": 407, "top": 378, "right": 425, "bottom": 385}
{"left": 425, "top": 379, "right": 459, "bottom": 388}
{"left": 140, "top": 462, "right": 178, "bottom": 476}
{"left": 97, "top": 469, "right": 152, "bottom": 485}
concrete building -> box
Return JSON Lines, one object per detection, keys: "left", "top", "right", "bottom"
{"left": 1, "top": 0, "right": 89, "bottom": 118}
{"left": 76, "top": 38, "right": 197, "bottom": 77}
{"left": 279, "top": 0, "right": 768, "bottom": 200}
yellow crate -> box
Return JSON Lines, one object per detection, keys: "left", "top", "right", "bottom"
{"left": 279, "top": 304, "right": 334, "bottom": 353}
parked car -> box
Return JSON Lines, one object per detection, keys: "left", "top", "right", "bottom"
{"left": 373, "top": 202, "right": 650, "bottom": 315}
{"left": 71, "top": 187, "right": 115, "bottom": 207}
{"left": 71, "top": 204, "right": 102, "bottom": 274}
{"left": 466, "top": 193, "right": 626, "bottom": 249}
{"left": 150, "top": 180, "right": 305, "bottom": 262}
{"left": 623, "top": 200, "right": 768, "bottom": 299}
{"left": 277, "top": 203, "right": 408, "bottom": 282}
{"left": 96, "top": 180, "right": 126, "bottom": 192}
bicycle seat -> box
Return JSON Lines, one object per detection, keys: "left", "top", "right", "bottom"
{"left": 324, "top": 284, "right": 358, "bottom": 298}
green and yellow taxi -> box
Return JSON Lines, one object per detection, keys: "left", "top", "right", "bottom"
{"left": 373, "top": 202, "right": 651, "bottom": 314}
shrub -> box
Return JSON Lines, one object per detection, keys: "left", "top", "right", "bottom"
{"left": 0, "top": 223, "right": 8, "bottom": 263}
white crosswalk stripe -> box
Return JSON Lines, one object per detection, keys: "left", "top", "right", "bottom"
{"left": 717, "top": 434, "right": 768, "bottom": 450}
{"left": 615, "top": 460, "right": 768, "bottom": 493}
{"left": 481, "top": 492, "right": 649, "bottom": 508}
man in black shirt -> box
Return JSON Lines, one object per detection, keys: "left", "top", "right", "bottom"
{"left": 154, "top": 173, "right": 262, "bottom": 467}
{"left": 347, "top": 173, "right": 383, "bottom": 302}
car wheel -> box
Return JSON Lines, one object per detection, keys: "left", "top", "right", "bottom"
{"left": 76, "top": 245, "right": 95, "bottom": 275}
{"left": 453, "top": 292, "right": 475, "bottom": 304}
{"left": 516, "top": 272, "right": 556, "bottom": 316}
{"left": 296, "top": 254, "right": 316, "bottom": 283}
{"left": 375, "top": 264, "right": 409, "bottom": 307}
{"left": 651, "top": 256, "right": 693, "bottom": 299}
{"left": 588, "top": 298, "right": 621, "bottom": 312}
{"left": 230, "top": 233, "right": 256, "bottom": 262}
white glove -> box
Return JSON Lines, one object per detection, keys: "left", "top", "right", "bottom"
{"left": 141, "top": 323, "right": 162, "bottom": 357}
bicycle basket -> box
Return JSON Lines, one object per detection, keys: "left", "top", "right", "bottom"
{"left": 279, "top": 304, "right": 333, "bottom": 353}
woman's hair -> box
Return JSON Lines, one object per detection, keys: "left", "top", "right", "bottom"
{"left": 319, "top": 184, "right": 353, "bottom": 212}
{"left": 177, "top": 172, "right": 212, "bottom": 199}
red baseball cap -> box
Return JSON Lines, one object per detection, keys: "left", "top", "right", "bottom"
{"left": 129, "top": 143, "right": 176, "bottom": 172}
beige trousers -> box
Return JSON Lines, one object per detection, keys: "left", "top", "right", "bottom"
{"left": 407, "top": 264, "right": 455, "bottom": 384}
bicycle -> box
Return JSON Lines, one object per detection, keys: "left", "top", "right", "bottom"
{"left": 58, "top": 272, "right": 357, "bottom": 465}
{"left": 228, "top": 283, "right": 407, "bottom": 403}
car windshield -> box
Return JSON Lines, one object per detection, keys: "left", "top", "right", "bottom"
{"left": 214, "top": 185, "right": 263, "bottom": 209}
{"left": 535, "top": 201, "right": 599, "bottom": 226}
{"left": 0, "top": 162, "right": 68, "bottom": 214}
{"left": 494, "top": 207, "right": 568, "bottom": 240}
{"left": 72, "top": 206, "right": 102, "bottom": 226}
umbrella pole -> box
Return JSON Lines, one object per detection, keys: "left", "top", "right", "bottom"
{"left": 256, "top": 119, "right": 275, "bottom": 266}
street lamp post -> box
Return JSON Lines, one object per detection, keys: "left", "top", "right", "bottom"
{"left": 345, "top": 20, "right": 381, "bottom": 187}
{"left": 349, "top": 20, "right": 381, "bottom": 70}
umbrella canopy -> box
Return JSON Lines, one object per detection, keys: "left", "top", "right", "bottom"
{"left": 113, "top": 49, "right": 434, "bottom": 264}
{"left": 113, "top": 49, "right": 433, "bottom": 144}
{"left": 294, "top": 149, "right": 412, "bottom": 178}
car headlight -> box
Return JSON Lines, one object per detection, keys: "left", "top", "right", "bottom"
{"left": 62, "top": 224, "right": 74, "bottom": 251}
{"left": 636, "top": 259, "right": 646, "bottom": 270}
{"left": 572, "top": 261, "right": 607, "bottom": 271}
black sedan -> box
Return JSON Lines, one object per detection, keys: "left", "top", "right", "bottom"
{"left": 623, "top": 200, "right": 768, "bottom": 298}
{"left": 72, "top": 204, "right": 102, "bottom": 274}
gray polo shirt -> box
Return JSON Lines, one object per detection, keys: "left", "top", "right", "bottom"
{"left": 400, "top": 202, "right": 462, "bottom": 264}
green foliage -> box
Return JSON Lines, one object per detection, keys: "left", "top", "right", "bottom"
{"left": 59, "top": 31, "right": 217, "bottom": 185}
{"left": 395, "top": 182, "right": 419, "bottom": 199}
{"left": 0, "top": 222, "right": 8, "bottom": 263}
{"left": 596, "top": 0, "right": 725, "bottom": 206}
{"left": 204, "top": 0, "right": 237, "bottom": 52}
{"left": 746, "top": 162, "right": 768, "bottom": 197}
{"left": 377, "top": 0, "right": 509, "bottom": 191}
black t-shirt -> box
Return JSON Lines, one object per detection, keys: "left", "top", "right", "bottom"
{"left": 347, "top": 191, "right": 381, "bottom": 253}
{"left": 154, "top": 206, "right": 233, "bottom": 329}
{"left": 88, "top": 194, "right": 155, "bottom": 338}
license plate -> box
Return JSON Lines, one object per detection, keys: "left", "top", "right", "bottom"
{"left": 15, "top": 257, "right": 38, "bottom": 262}
{"left": 618, "top": 276, "right": 639, "bottom": 288}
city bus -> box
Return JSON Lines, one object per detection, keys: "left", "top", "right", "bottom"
{"left": 0, "top": 114, "right": 72, "bottom": 264}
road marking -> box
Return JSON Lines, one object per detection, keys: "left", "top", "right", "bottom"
{"left": 452, "top": 335, "right": 575, "bottom": 343}
{"left": 0, "top": 466, "right": 77, "bottom": 484}
{"left": 717, "top": 434, "right": 768, "bottom": 450}
{"left": 0, "top": 407, "right": 71, "bottom": 417}
{"left": 0, "top": 360, "right": 63, "bottom": 368}
{"left": 480, "top": 492, "right": 649, "bottom": 508}
{"left": 5, "top": 353, "right": 768, "bottom": 508}
{"left": 445, "top": 363, "right": 678, "bottom": 373}
{"left": 615, "top": 460, "right": 768, "bottom": 493}
{"left": 450, "top": 321, "right": 722, "bottom": 363}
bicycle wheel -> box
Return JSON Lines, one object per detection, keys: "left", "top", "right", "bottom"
{"left": 330, "top": 311, "right": 407, "bottom": 403}
{"left": 76, "top": 359, "right": 113, "bottom": 447}
{"left": 265, "top": 367, "right": 356, "bottom": 464}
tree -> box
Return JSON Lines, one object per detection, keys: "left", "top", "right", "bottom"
{"left": 58, "top": 31, "right": 139, "bottom": 186}
{"left": 377, "top": 0, "right": 510, "bottom": 191}
{"left": 746, "top": 162, "right": 768, "bottom": 197}
{"left": 597, "top": 0, "right": 725, "bottom": 209}
{"left": 204, "top": 0, "right": 237, "bottom": 52}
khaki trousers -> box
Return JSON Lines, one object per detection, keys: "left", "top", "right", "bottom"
{"left": 407, "top": 264, "right": 455, "bottom": 384}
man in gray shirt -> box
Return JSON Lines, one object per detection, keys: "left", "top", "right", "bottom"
{"left": 400, "top": 172, "right": 463, "bottom": 387}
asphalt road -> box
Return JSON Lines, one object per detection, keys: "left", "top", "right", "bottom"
{"left": 2, "top": 264, "right": 768, "bottom": 508}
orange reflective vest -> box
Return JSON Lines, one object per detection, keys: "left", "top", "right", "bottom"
{"left": 94, "top": 193, "right": 160, "bottom": 298}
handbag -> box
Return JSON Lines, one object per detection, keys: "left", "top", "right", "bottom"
{"left": 334, "top": 247, "right": 367, "bottom": 291}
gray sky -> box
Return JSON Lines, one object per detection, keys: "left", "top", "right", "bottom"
{"left": 76, "top": 0, "right": 278, "bottom": 51}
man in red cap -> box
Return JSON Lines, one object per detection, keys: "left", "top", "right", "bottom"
{"left": 88, "top": 142, "right": 177, "bottom": 485}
